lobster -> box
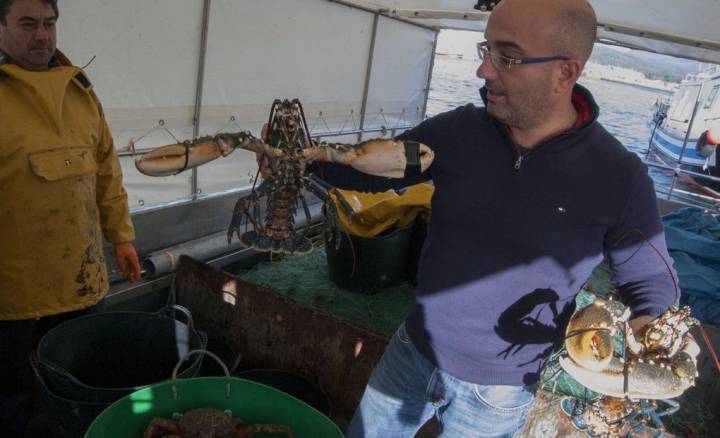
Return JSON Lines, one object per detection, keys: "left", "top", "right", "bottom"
{"left": 559, "top": 296, "right": 700, "bottom": 400}
{"left": 144, "top": 407, "right": 293, "bottom": 438}
{"left": 134, "top": 98, "right": 434, "bottom": 254}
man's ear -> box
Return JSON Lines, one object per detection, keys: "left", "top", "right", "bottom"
{"left": 557, "top": 59, "right": 582, "bottom": 93}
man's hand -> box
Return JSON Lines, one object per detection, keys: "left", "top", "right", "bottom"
{"left": 114, "top": 241, "right": 141, "bottom": 282}
{"left": 628, "top": 315, "right": 654, "bottom": 337}
{"left": 256, "top": 152, "right": 272, "bottom": 178}
{"left": 256, "top": 123, "right": 272, "bottom": 178}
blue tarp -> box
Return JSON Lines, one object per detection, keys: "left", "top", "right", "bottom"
{"left": 662, "top": 207, "right": 720, "bottom": 325}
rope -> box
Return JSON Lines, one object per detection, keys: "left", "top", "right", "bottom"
{"left": 309, "top": 111, "right": 332, "bottom": 134}
{"left": 699, "top": 324, "right": 720, "bottom": 374}
{"left": 366, "top": 108, "right": 390, "bottom": 130}
{"left": 213, "top": 115, "right": 247, "bottom": 135}
{"left": 130, "top": 120, "right": 181, "bottom": 152}
{"left": 338, "top": 109, "right": 358, "bottom": 133}
{"left": 610, "top": 228, "right": 680, "bottom": 303}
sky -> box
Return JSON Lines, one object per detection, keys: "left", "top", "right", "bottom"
{"left": 434, "top": 29, "right": 639, "bottom": 59}
{"left": 435, "top": 30, "right": 484, "bottom": 60}
{"left": 433, "top": 29, "right": 693, "bottom": 69}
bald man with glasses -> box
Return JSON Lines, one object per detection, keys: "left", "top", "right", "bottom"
{"left": 308, "top": 1, "right": 679, "bottom": 436}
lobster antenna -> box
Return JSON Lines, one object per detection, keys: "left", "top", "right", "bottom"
{"left": 609, "top": 228, "right": 680, "bottom": 304}
{"left": 266, "top": 100, "right": 280, "bottom": 144}
{"left": 294, "top": 99, "right": 314, "bottom": 148}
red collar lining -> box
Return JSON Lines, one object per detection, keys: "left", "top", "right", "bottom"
{"left": 572, "top": 91, "right": 592, "bottom": 129}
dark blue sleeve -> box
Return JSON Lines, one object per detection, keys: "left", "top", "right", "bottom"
{"left": 605, "top": 165, "right": 678, "bottom": 318}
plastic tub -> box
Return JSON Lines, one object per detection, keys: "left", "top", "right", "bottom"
{"left": 84, "top": 376, "right": 343, "bottom": 437}
{"left": 325, "top": 223, "right": 413, "bottom": 293}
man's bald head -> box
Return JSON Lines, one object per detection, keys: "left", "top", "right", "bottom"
{"left": 491, "top": 0, "right": 597, "bottom": 66}
{"left": 553, "top": 0, "right": 597, "bottom": 66}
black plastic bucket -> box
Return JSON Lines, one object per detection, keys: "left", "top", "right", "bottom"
{"left": 36, "top": 305, "right": 205, "bottom": 403}
{"left": 234, "top": 369, "right": 331, "bottom": 417}
{"left": 30, "top": 352, "right": 108, "bottom": 438}
{"left": 325, "top": 223, "right": 413, "bottom": 293}
{"left": 405, "top": 218, "right": 428, "bottom": 285}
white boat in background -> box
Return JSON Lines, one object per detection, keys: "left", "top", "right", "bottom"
{"left": 648, "top": 65, "right": 720, "bottom": 200}
{"left": 583, "top": 63, "right": 678, "bottom": 93}
{"left": 435, "top": 52, "right": 464, "bottom": 60}
{"left": 649, "top": 65, "right": 720, "bottom": 172}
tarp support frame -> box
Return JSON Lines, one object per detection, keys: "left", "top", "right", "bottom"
{"left": 191, "top": 0, "right": 212, "bottom": 199}
{"left": 358, "top": 13, "right": 380, "bottom": 142}
{"left": 326, "top": 0, "right": 437, "bottom": 32}
{"left": 421, "top": 31, "right": 439, "bottom": 122}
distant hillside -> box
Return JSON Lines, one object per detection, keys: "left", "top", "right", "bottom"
{"left": 589, "top": 45, "right": 704, "bottom": 83}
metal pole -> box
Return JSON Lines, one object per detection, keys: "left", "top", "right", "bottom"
{"left": 191, "top": 0, "right": 212, "bottom": 199}
{"left": 667, "top": 172, "right": 678, "bottom": 200}
{"left": 598, "top": 21, "right": 720, "bottom": 57}
{"left": 420, "top": 31, "right": 439, "bottom": 121}
{"left": 677, "top": 82, "right": 705, "bottom": 164}
{"left": 325, "top": 0, "right": 437, "bottom": 31}
{"left": 358, "top": 13, "right": 379, "bottom": 142}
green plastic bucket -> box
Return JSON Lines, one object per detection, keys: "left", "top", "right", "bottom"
{"left": 85, "top": 376, "right": 343, "bottom": 437}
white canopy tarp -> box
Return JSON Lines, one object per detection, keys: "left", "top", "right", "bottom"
{"left": 58, "top": 0, "right": 436, "bottom": 207}
{"left": 55, "top": 0, "right": 719, "bottom": 208}
{"left": 333, "top": 0, "right": 720, "bottom": 64}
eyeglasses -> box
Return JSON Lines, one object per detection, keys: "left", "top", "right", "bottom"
{"left": 477, "top": 42, "right": 569, "bottom": 71}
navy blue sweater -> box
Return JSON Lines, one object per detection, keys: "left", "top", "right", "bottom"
{"left": 316, "top": 85, "right": 677, "bottom": 385}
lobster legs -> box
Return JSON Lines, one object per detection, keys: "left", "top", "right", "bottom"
{"left": 226, "top": 174, "right": 353, "bottom": 255}
{"left": 227, "top": 179, "right": 313, "bottom": 255}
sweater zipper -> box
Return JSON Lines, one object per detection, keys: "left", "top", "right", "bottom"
{"left": 502, "top": 125, "right": 568, "bottom": 171}
{"left": 514, "top": 155, "right": 524, "bottom": 170}
{"left": 512, "top": 136, "right": 568, "bottom": 171}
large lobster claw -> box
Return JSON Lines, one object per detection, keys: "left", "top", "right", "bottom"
{"left": 133, "top": 132, "right": 266, "bottom": 177}
{"left": 305, "top": 139, "right": 434, "bottom": 178}
{"left": 560, "top": 297, "right": 700, "bottom": 400}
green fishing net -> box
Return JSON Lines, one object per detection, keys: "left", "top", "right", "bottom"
{"left": 237, "top": 247, "right": 414, "bottom": 336}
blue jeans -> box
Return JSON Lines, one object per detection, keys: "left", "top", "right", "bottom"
{"left": 346, "top": 324, "right": 535, "bottom": 437}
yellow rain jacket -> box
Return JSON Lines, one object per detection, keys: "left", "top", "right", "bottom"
{"left": 0, "top": 51, "right": 135, "bottom": 320}
{"left": 329, "top": 183, "right": 434, "bottom": 237}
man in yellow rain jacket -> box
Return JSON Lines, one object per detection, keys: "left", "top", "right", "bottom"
{"left": 0, "top": 0, "right": 141, "bottom": 434}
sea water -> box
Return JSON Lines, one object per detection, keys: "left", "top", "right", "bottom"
{"left": 426, "top": 57, "right": 675, "bottom": 195}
